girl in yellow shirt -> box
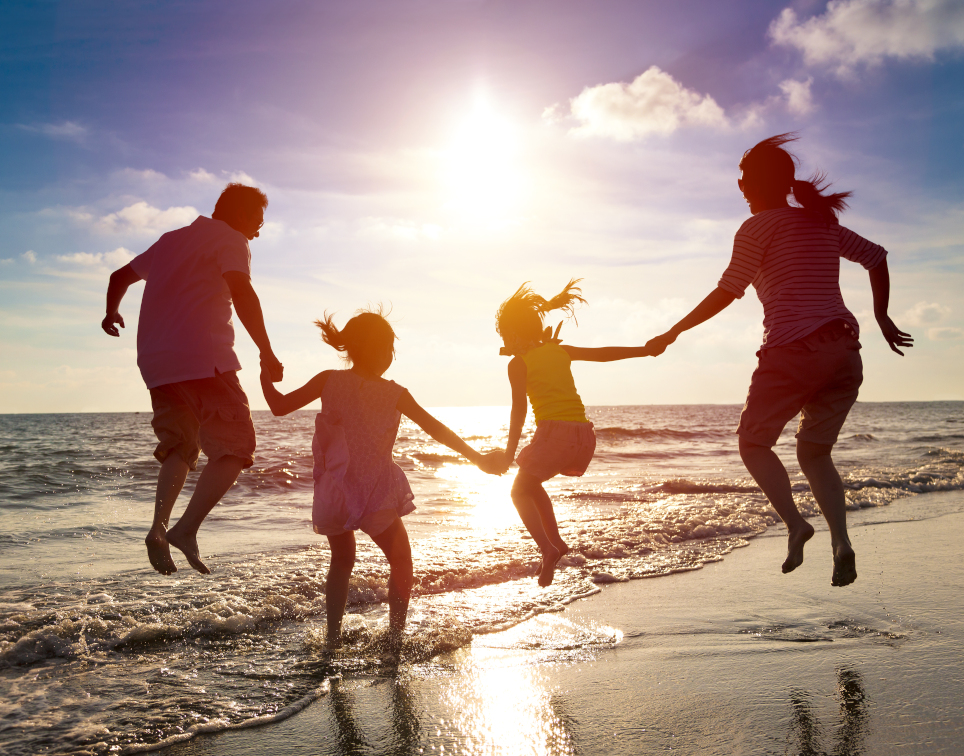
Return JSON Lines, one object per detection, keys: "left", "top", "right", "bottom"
{"left": 495, "top": 279, "right": 655, "bottom": 586}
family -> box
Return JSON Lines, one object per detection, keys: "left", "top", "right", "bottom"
{"left": 102, "top": 134, "right": 913, "bottom": 653}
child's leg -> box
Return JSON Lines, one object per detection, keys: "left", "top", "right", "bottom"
{"left": 511, "top": 471, "right": 568, "bottom": 586}
{"left": 739, "top": 437, "right": 814, "bottom": 574}
{"left": 325, "top": 531, "right": 357, "bottom": 648}
{"left": 146, "top": 453, "right": 190, "bottom": 575}
{"left": 796, "top": 440, "right": 856, "bottom": 587}
{"left": 370, "top": 518, "right": 413, "bottom": 642}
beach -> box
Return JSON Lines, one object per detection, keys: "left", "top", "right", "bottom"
{"left": 2, "top": 403, "right": 962, "bottom": 755}
{"left": 163, "top": 489, "right": 964, "bottom": 756}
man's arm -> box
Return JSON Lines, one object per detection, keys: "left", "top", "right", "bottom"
{"left": 868, "top": 260, "right": 914, "bottom": 356}
{"left": 102, "top": 263, "right": 143, "bottom": 336}
{"left": 644, "top": 287, "right": 737, "bottom": 356}
{"left": 223, "top": 271, "right": 284, "bottom": 381}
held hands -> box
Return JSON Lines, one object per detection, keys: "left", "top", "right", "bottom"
{"left": 261, "top": 351, "right": 284, "bottom": 382}
{"left": 101, "top": 312, "right": 125, "bottom": 337}
{"left": 876, "top": 315, "right": 914, "bottom": 356}
{"left": 477, "top": 449, "right": 511, "bottom": 476}
{"left": 643, "top": 331, "right": 677, "bottom": 357}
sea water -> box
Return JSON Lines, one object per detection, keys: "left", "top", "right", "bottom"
{"left": 1, "top": 402, "right": 962, "bottom": 754}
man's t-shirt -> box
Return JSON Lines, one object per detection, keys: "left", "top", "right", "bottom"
{"left": 130, "top": 216, "right": 251, "bottom": 389}
{"left": 717, "top": 207, "right": 887, "bottom": 349}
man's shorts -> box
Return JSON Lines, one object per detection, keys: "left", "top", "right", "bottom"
{"left": 516, "top": 420, "right": 596, "bottom": 482}
{"left": 149, "top": 370, "right": 256, "bottom": 470}
{"left": 738, "top": 320, "right": 863, "bottom": 448}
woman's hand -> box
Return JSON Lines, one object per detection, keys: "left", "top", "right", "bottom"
{"left": 876, "top": 315, "right": 913, "bottom": 356}
{"left": 644, "top": 331, "right": 678, "bottom": 356}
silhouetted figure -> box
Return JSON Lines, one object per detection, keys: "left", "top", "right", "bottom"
{"left": 493, "top": 280, "right": 657, "bottom": 586}
{"left": 102, "top": 183, "right": 284, "bottom": 576}
{"left": 260, "top": 308, "right": 503, "bottom": 657}
{"left": 645, "top": 134, "right": 913, "bottom": 587}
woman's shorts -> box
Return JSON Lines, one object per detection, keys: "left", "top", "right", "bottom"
{"left": 738, "top": 320, "right": 863, "bottom": 448}
{"left": 516, "top": 419, "right": 596, "bottom": 482}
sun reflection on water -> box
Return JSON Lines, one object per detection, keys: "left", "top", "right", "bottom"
{"left": 435, "top": 462, "right": 518, "bottom": 530}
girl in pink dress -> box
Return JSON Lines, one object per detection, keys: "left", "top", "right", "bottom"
{"left": 261, "top": 308, "right": 501, "bottom": 654}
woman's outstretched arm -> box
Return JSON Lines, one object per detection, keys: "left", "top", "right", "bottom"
{"left": 868, "top": 261, "right": 914, "bottom": 355}
{"left": 260, "top": 367, "right": 330, "bottom": 416}
{"left": 645, "top": 287, "right": 737, "bottom": 355}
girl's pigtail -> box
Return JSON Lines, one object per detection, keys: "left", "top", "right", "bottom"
{"left": 791, "top": 173, "right": 852, "bottom": 224}
{"left": 315, "top": 312, "right": 348, "bottom": 354}
{"left": 540, "top": 278, "right": 587, "bottom": 323}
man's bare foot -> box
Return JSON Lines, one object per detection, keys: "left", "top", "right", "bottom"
{"left": 145, "top": 530, "right": 178, "bottom": 575}
{"left": 831, "top": 545, "right": 857, "bottom": 587}
{"left": 538, "top": 543, "right": 569, "bottom": 587}
{"left": 782, "top": 522, "right": 815, "bottom": 574}
{"left": 165, "top": 525, "right": 210, "bottom": 574}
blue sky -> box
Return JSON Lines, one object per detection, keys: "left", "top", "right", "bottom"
{"left": 2, "top": 0, "right": 963, "bottom": 412}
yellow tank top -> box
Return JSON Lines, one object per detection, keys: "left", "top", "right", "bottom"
{"left": 521, "top": 343, "right": 589, "bottom": 424}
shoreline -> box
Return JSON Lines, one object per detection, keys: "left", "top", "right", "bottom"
{"left": 162, "top": 489, "right": 964, "bottom": 755}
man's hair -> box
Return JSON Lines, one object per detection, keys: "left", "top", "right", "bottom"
{"left": 212, "top": 183, "right": 268, "bottom": 222}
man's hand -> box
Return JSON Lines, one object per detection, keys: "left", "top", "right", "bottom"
{"left": 261, "top": 352, "right": 284, "bottom": 382}
{"left": 644, "top": 331, "right": 677, "bottom": 356}
{"left": 102, "top": 312, "right": 125, "bottom": 337}
{"left": 876, "top": 315, "right": 914, "bottom": 356}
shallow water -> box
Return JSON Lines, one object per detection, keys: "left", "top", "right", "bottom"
{"left": 1, "top": 402, "right": 962, "bottom": 754}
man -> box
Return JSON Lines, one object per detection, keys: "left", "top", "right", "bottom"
{"left": 102, "top": 183, "right": 284, "bottom": 575}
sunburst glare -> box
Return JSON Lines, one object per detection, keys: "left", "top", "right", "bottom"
{"left": 442, "top": 96, "right": 528, "bottom": 225}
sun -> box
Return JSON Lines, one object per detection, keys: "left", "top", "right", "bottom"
{"left": 443, "top": 97, "right": 528, "bottom": 225}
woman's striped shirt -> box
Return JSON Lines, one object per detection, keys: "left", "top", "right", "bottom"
{"left": 718, "top": 207, "right": 887, "bottom": 349}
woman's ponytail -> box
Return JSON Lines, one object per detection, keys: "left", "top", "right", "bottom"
{"left": 791, "top": 173, "right": 852, "bottom": 224}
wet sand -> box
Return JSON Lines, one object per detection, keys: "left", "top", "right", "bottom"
{"left": 163, "top": 491, "right": 964, "bottom": 755}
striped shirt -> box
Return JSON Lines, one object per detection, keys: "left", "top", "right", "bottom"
{"left": 718, "top": 207, "right": 887, "bottom": 349}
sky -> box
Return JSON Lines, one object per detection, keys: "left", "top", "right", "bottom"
{"left": 1, "top": 0, "right": 963, "bottom": 413}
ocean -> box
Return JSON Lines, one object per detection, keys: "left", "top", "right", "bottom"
{"left": 1, "top": 402, "right": 962, "bottom": 755}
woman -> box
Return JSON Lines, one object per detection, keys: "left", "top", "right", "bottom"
{"left": 647, "top": 134, "right": 912, "bottom": 587}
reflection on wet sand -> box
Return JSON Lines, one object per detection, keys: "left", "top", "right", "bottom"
{"left": 328, "top": 675, "right": 420, "bottom": 756}
{"left": 787, "top": 666, "right": 869, "bottom": 756}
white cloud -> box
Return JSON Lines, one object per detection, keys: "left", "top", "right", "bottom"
{"left": 18, "top": 120, "right": 88, "bottom": 142}
{"left": 779, "top": 77, "right": 815, "bottom": 114}
{"left": 356, "top": 217, "right": 443, "bottom": 241}
{"left": 56, "top": 247, "right": 134, "bottom": 268}
{"left": 770, "top": 0, "right": 964, "bottom": 75}
{"left": 96, "top": 202, "right": 198, "bottom": 236}
{"left": 189, "top": 168, "right": 217, "bottom": 182}
{"left": 903, "top": 300, "right": 951, "bottom": 326}
{"left": 22, "top": 250, "right": 37, "bottom": 264}
{"left": 562, "top": 66, "right": 728, "bottom": 141}
{"left": 928, "top": 326, "right": 964, "bottom": 340}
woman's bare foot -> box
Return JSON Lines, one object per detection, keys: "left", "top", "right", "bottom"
{"left": 164, "top": 524, "right": 210, "bottom": 574}
{"left": 538, "top": 543, "right": 569, "bottom": 587}
{"left": 782, "top": 522, "right": 815, "bottom": 574}
{"left": 145, "top": 529, "right": 177, "bottom": 575}
{"left": 831, "top": 544, "right": 857, "bottom": 587}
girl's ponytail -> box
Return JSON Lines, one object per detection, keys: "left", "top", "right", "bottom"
{"left": 315, "top": 307, "right": 396, "bottom": 367}
{"left": 539, "top": 278, "right": 587, "bottom": 321}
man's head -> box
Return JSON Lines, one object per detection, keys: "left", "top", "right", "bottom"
{"left": 212, "top": 183, "right": 269, "bottom": 240}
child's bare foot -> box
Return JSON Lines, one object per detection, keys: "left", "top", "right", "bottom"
{"left": 164, "top": 525, "right": 210, "bottom": 574}
{"left": 538, "top": 543, "right": 569, "bottom": 587}
{"left": 831, "top": 544, "right": 857, "bottom": 587}
{"left": 782, "top": 522, "right": 815, "bottom": 574}
{"left": 145, "top": 530, "right": 177, "bottom": 575}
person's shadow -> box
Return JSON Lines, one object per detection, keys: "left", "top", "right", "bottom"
{"left": 787, "top": 666, "right": 869, "bottom": 756}
{"left": 329, "top": 675, "right": 420, "bottom": 755}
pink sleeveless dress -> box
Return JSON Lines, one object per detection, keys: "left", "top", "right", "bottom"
{"left": 312, "top": 370, "right": 415, "bottom": 535}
